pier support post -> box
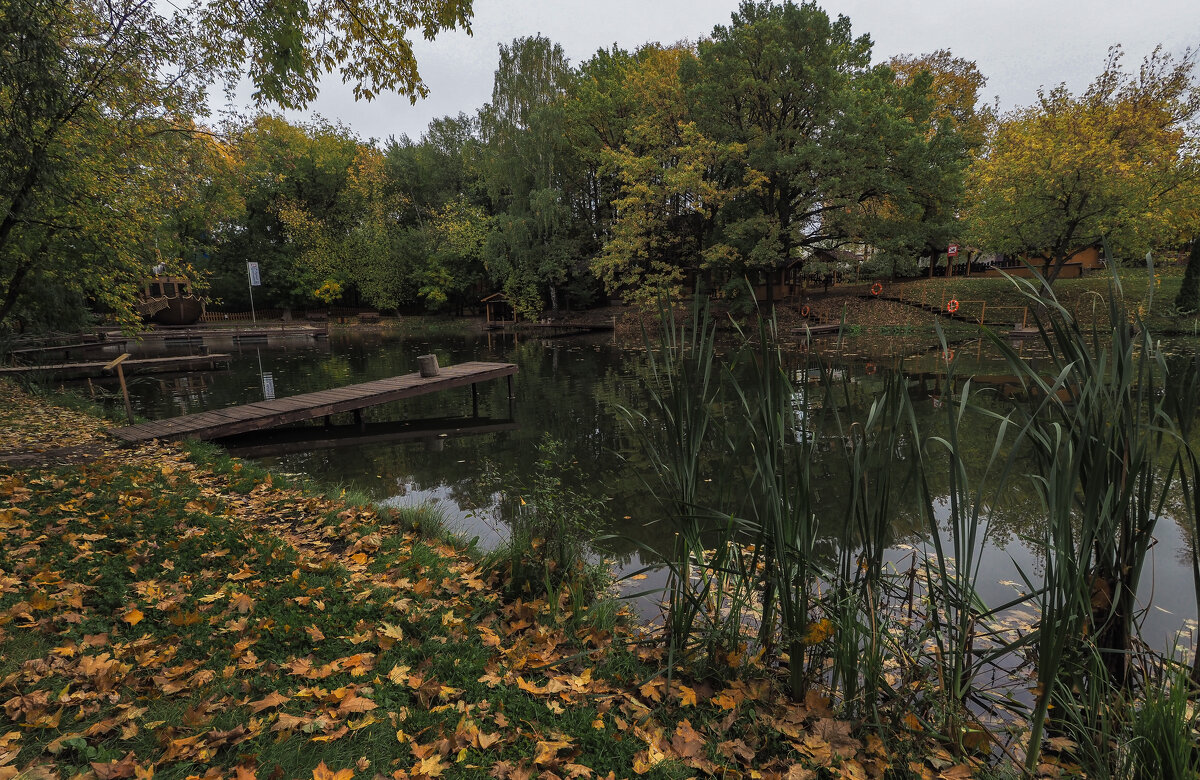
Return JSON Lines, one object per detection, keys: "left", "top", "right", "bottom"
{"left": 471, "top": 383, "right": 478, "bottom": 417}
{"left": 102, "top": 354, "right": 134, "bottom": 424}
{"left": 354, "top": 409, "right": 364, "bottom": 431}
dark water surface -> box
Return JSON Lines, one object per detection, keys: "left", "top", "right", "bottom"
{"left": 106, "top": 325, "right": 1199, "bottom": 647}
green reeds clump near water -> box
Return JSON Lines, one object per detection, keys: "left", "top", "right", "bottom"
{"left": 987, "top": 271, "right": 1200, "bottom": 776}
{"left": 621, "top": 277, "right": 1200, "bottom": 775}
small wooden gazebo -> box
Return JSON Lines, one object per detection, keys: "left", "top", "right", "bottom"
{"left": 481, "top": 292, "right": 516, "bottom": 328}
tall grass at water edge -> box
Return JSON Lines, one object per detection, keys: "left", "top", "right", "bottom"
{"left": 621, "top": 280, "right": 1200, "bottom": 774}
{"left": 985, "top": 270, "right": 1200, "bottom": 776}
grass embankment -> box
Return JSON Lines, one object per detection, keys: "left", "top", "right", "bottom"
{"left": 790, "top": 268, "right": 1200, "bottom": 337}
{"left": 0, "top": 382, "right": 968, "bottom": 780}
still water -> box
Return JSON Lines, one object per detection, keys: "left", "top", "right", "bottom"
{"left": 109, "top": 325, "right": 1199, "bottom": 646}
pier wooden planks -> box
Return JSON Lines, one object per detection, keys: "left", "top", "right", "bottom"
{"left": 0, "top": 354, "right": 231, "bottom": 380}
{"left": 109, "top": 361, "right": 518, "bottom": 444}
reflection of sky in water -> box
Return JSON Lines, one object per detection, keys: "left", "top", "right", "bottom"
{"left": 85, "top": 327, "right": 1200, "bottom": 646}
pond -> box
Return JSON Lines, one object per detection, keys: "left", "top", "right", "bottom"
{"left": 101, "top": 323, "right": 1200, "bottom": 648}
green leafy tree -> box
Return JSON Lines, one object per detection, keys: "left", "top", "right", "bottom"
{"left": 0, "top": 0, "right": 205, "bottom": 330}
{"left": 208, "top": 115, "right": 361, "bottom": 310}
{"left": 833, "top": 59, "right": 978, "bottom": 280}
{"left": 684, "top": 1, "right": 896, "bottom": 302}
{"left": 199, "top": 0, "right": 473, "bottom": 108}
{"left": 480, "top": 35, "right": 578, "bottom": 318}
{"left": 874, "top": 51, "right": 987, "bottom": 277}
{"left": 419, "top": 195, "right": 490, "bottom": 311}
{"left": 383, "top": 113, "right": 492, "bottom": 312}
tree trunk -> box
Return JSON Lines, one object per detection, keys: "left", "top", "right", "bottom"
{"left": 0, "top": 261, "right": 33, "bottom": 327}
{"left": 548, "top": 283, "right": 559, "bottom": 314}
{"left": 1175, "top": 237, "right": 1200, "bottom": 313}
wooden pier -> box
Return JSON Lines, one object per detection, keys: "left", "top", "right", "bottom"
{"left": 5, "top": 339, "right": 129, "bottom": 363}
{"left": 109, "top": 361, "right": 518, "bottom": 444}
{"left": 791, "top": 323, "right": 847, "bottom": 337}
{"left": 218, "top": 417, "right": 519, "bottom": 458}
{"left": 0, "top": 354, "right": 231, "bottom": 380}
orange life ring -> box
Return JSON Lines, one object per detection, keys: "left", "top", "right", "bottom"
{"left": 870, "top": 282, "right": 883, "bottom": 296}
{"left": 943, "top": 349, "right": 955, "bottom": 361}
{"left": 946, "top": 299, "right": 960, "bottom": 313}
{"left": 865, "top": 363, "right": 877, "bottom": 375}
{"left": 800, "top": 304, "right": 811, "bottom": 317}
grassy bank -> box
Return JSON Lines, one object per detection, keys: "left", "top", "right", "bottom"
{"left": 884, "top": 268, "right": 1200, "bottom": 335}
{"left": 0, "top": 381, "right": 974, "bottom": 780}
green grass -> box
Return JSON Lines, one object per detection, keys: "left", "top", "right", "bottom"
{"left": 888, "top": 266, "right": 1199, "bottom": 334}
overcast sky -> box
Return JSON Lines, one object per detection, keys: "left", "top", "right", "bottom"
{"left": 233, "top": 0, "right": 1200, "bottom": 144}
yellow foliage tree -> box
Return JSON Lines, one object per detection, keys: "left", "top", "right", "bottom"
{"left": 964, "top": 46, "right": 1200, "bottom": 284}
{"left": 592, "top": 45, "right": 745, "bottom": 306}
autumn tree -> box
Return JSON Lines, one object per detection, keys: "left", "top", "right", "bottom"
{"left": 889, "top": 50, "right": 991, "bottom": 149}
{"left": 965, "top": 46, "right": 1200, "bottom": 284}
{"left": 591, "top": 44, "right": 741, "bottom": 305}
{"left": 558, "top": 45, "right": 644, "bottom": 302}
{"left": 0, "top": 0, "right": 474, "bottom": 331}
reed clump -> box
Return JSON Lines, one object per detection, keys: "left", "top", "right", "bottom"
{"left": 622, "top": 276, "right": 1200, "bottom": 776}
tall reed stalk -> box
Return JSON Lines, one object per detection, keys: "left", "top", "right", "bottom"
{"left": 1162, "top": 350, "right": 1200, "bottom": 685}
{"left": 911, "top": 335, "right": 1022, "bottom": 747}
{"left": 726, "top": 313, "right": 821, "bottom": 698}
{"left": 617, "top": 297, "right": 746, "bottom": 670}
{"left": 825, "top": 367, "right": 919, "bottom": 719}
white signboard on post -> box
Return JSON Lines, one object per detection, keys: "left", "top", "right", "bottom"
{"left": 947, "top": 243, "right": 959, "bottom": 257}
{"left": 261, "top": 372, "right": 275, "bottom": 400}
{"left": 246, "top": 262, "right": 261, "bottom": 322}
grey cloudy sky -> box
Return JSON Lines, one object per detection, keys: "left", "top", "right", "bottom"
{"left": 239, "top": 0, "right": 1200, "bottom": 143}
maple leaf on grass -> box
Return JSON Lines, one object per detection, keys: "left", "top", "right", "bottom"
{"left": 311, "top": 761, "right": 354, "bottom": 780}
{"left": 248, "top": 692, "right": 290, "bottom": 712}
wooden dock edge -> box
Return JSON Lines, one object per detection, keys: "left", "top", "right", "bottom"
{"left": 108, "top": 362, "right": 518, "bottom": 445}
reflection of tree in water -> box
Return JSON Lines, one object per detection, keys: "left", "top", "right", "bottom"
{"left": 146, "top": 327, "right": 1199, "bottom": 598}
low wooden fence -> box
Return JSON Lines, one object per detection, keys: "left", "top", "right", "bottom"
{"left": 201, "top": 310, "right": 284, "bottom": 322}
{"left": 201, "top": 309, "right": 383, "bottom": 323}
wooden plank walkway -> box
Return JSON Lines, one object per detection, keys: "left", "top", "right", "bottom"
{"left": 6, "top": 340, "right": 129, "bottom": 362}
{"left": 0, "top": 354, "right": 231, "bottom": 380}
{"left": 109, "top": 361, "right": 518, "bottom": 444}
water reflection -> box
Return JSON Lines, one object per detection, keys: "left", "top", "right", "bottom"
{"left": 87, "top": 326, "right": 1200, "bottom": 642}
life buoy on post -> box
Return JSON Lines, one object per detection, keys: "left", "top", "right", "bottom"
{"left": 865, "top": 363, "right": 877, "bottom": 375}
{"left": 943, "top": 349, "right": 955, "bottom": 362}
{"left": 946, "top": 299, "right": 960, "bottom": 314}
{"left": 870, "top": 282, "right": 883, "bottom": 297}
{"left": 800, "top": 304, "right": 811, "bottom": 317}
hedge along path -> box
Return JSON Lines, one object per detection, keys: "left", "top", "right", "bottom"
{"left": 0, "top": 382, "right": 980, "bottom": 780}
